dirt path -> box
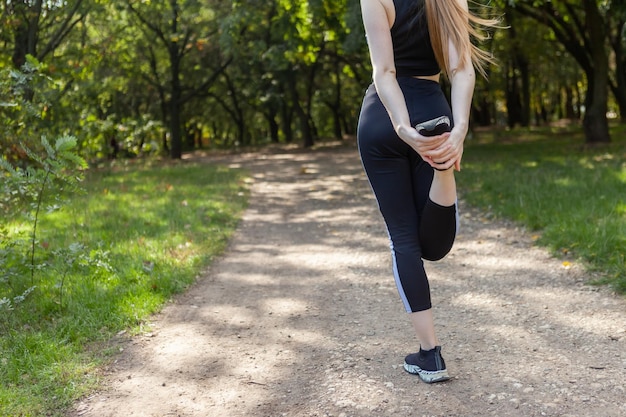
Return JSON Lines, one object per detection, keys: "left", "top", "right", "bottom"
{"left": 72, "top": 144, "right": 626, "bottom": 417}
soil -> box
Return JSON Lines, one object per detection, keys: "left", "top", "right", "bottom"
{"left": 71, "top": 143, "right": 626, "bottom": 417}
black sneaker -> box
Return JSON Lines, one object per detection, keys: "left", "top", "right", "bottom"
{"left": 403, "top": 346, "right": 450, "bottom": 383}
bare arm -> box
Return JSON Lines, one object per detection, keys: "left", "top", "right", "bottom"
{"left": 360, "top": 0, "right": 447, "bottom": 160}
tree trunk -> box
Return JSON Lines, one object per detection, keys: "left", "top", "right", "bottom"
{"left": 168, "top": 0, "right": 183, "bottom": 159}
{"left": 583, "top": 70, "right": 611, "bottom": 143}
{"left": 472, "top": 95, "right": 492, "bottom": 127}
{"left": 266, "top": 105, "right": 280, "bottom": 143}
{"left": 288, "top": 73, "right": 314, "bottom": 147}
{"left": 296, "top": 103, "right": 314, "bottom": 148}
{"left": 225, "top": 74, "right": 246, "bottom": 145}
{"left": 519, "top": 56, "right": 531, "bottom": 127}
{"left": 582, "top": 0, "right": 611, "bottom": 143}
{"left": 169, "top": 98, "right": 183, "bottom": 158}
{"left": 236, "top": 121, "right": 246, "bottom": 146}
{"left": 575, "top": 85, "right": 583, "bottom": 119}
{"left": 505, "top": 61, "right": 522, "bottom": 128}
{"left": 12, "top": 21, "right": 31, "bottom": 68}
{"left": 564, "top": 86, "right": 577, "bottom": 120}
{"left": 281, "top": 104, "right": 294, "bottom": 143}
{"left": 342, "top": 114, "right": 355, "bottom": 136}
{"left": 504, "top": 8, "right": 530, "bottom": 128}
{"left": 169, "top": 46, "right": 183, "bottom": 158}
{"left": 332, "top": 58, "right": 343, "bottom": 139}
{"left": 12, "top": 0, "right": 42, "bottom": 68}
{"left": 610, "top": 19, "right": 626, "bottom": 122}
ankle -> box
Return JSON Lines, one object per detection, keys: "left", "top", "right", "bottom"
{"left": 420, "top": 343, "right": 437, "bottom": 351}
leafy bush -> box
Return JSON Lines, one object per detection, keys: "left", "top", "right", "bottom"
{"left": 0, "top": 58, "right": 109, "bottom": 326}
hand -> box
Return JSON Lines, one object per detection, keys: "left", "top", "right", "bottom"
{"left": 396, "top": 124, "right": 453, "bottom": 169}
{"left": 422, "top": 126, "right": 466, "bottom": 171}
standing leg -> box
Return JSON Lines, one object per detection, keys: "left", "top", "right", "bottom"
{"left": 409, "top": 163, "right": 457, "bottom": 350}
{"left": 405, "top": 167, "right": 456, "bottom": 383}
{"left": 410, "top": 309, "right": 439, "bottom": 350}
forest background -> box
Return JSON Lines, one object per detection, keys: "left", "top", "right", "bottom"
{"left": 2, "top": 0, "right": 625, "bottom": 160}
{"left": 0, "top": 0, "right": 625, "bottom": 416}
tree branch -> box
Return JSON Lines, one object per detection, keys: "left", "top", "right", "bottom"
{"left": 126, "top": 1, "right": 168, "bottom": 46}
{"left": 514, "top": 2, "right": 592, "bottom": 75}
{"left": 38, "top": 0, "right": 87, "bottom": 61}
{"left": 179, "top": 56, "right": 233, "bottom": 104}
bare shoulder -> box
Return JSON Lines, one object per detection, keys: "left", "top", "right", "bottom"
{"left": 361, "top": 0, "right": 395, "bottom": 27}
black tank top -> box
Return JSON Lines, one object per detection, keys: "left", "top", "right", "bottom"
{"left": 391, "top": 0, "right": 440, "bottom": 77}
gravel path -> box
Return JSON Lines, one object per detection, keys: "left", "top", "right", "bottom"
{"left": 72, "top": 144, "right": 626, "bottom": 417}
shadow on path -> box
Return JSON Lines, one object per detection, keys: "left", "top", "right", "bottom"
{"left": 73, "top": 143, "right": 626, "bottom": 417}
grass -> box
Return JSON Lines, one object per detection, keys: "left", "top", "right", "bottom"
{"left": 458, "top": 122, "right": 626, "bottom": 293}
{"left": 1, "top": 123, "right": 625, "bottom": 415}
{"left": 0, "top": 159, "right": 249, "bottom": 416}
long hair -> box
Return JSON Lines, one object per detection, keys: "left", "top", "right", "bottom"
{"left": 425, "top": 0, "right": 499, "bottom": 78}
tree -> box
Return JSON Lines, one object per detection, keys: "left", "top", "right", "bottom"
{"left": 1, "top": 0, "right": 90, "bottom": 70}
{"left": 125, "top": 0, "right": 231, "bottom": 159}
{"left": 502, "top": 5, "right": 531, "bottom": 127}
{"left": 219, "top": 0, "right": 366, "bottom": 147}
{"left": 508, "top": 0, "right": 612, "bottom": 143}
{"left": 0, "top": 0, "right": 92, "bottom": 130}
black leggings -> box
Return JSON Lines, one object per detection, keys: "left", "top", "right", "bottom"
{"left": 357, "top": 77, "right": 458, "bottom": 313}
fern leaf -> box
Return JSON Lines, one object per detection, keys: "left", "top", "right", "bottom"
{"left": 20, "top": 142, "right": 45, "bottom": 166}
{"left": 41, "top": 136, "right": 56, "bottom": 159}
{"left": 0, "top": 158, "right": 18, "bottom": 175}
{"left": 60, "top": 152, "right": 88, "bottom": 170}
{"left": 54, "top": 136, "right": 77, "bottom": 153}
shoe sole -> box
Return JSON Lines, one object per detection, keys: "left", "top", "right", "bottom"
{"left": 403, "top": 362, "right": 450, "bottom": 383}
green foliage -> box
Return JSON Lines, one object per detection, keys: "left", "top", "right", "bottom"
{"left": 0, "top": 131, "right": 113, "bottom": 416}
{"left": 1, "top": 58, "right": 47, "bottom": 157}
{"left": 1, "top": 59, "right": 92, "bottom": 320}
{"left": 1, "top": 0, "right": 624, "bottom": 155}
{"left": 0, "top": 286, "right": 35, "bottom": 328}
{"left": 216, "top": 0, "right": 367, "bottom": 147}
{"left": 0, "top": 134, "right": 99, "bottom": 340}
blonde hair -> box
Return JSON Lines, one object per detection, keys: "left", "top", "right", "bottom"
{"left": 425, "top": 0, "right": 499, "bottom": 78}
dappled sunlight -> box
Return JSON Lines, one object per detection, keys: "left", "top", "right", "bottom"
{"left": 203, "top": 304, "right": 261, "bottom": 326}
{"left": 452, "top": 292, "right": 516, "bottom": 313}
{"left": 216, "top": 271, "right": 281, "bottom": 286}
{"left": 156, "top": 323, "right": 205, "bottom": 358}
{"left": 74, "top": 146, "right": 626, "bottom": 417}
{"left": 553, "top": 177, "right": 574, "bottom": 187}
{"left": 286, "top": 249, "right": 380, "bottom": 269}
{"left": 286, "top": 206, "right": 378, "bottom": 226}
{"left": 516, "top": 288, "right": 625, "bottom": 337}
{"left": 521, "top": 161, "right": 538, "bottom": 168}
{"left": 460, "top": 134, "right": 626, "bottom": 294}
{"left": 262, "top": 297, "right": 310, "bottom": 317}
{"left": 264, "top": 327, "right": 326, "bottom": 347}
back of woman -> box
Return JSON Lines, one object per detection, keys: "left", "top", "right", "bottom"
{"left": 356, "top": 0, "right": 497, "bottom": 383}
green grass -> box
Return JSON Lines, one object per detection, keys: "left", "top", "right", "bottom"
{"left": 0, "top": 160, "right": 249, "bottom": 416}
{"left": 2, "top": 124, "right": 625, "bottom": 415}
{"left": 459, "top": 122, "right": 626, "bottom": 293}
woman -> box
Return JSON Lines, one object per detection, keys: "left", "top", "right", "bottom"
{"left": 357, "top": 0, "right": 496, "bottom": 383}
